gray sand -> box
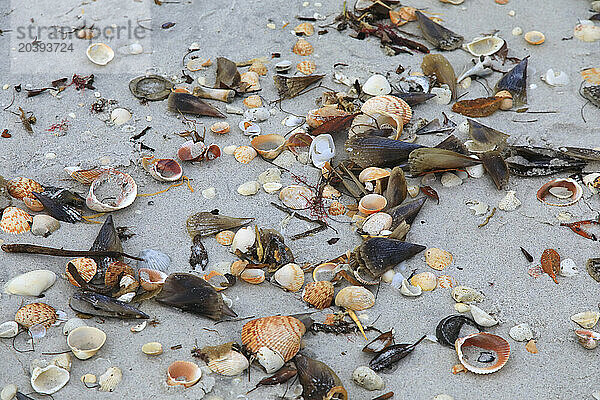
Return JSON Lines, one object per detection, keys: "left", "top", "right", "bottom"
{"left": 1, "top": 0, "right": 600, "bottom": 399}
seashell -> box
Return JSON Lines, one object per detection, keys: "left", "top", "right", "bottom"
{"left": 436, "top": 315, "right": 481, "bottom": 347}
{"left": 542, "top": 69, "right": 569, "bottom": 87}
{"left": 1, "top": 384, "right": 17, "bottom": 400}
{"left": 207, "top": 349, "right": 249, "bottom": 376}
{"left": 312, "top": 262, "right": 340, "bottom": 282}
{"left": 275, "top": 60, "right": 293, "bottom": 73}
{"left": 292, "top": 38, "right": 313, "bottom": 56}
{"left": 469, "top": 304, "right": 498, "bottom": 327}
{"left": 239, "top": 120, "right": 262, "bottom": 136}
{"left": 363, "top": 74, "right": 391, "bottom": 96}
{"left": 353, "top": 237, "right": 426, "bottom": 281}
{"left": 560, "top": 258, "right": 578, "bottom": 277}
{"left": 142, "top": 157, "right": 183, "bottom": 183}
{"left": 0, "top": 321, "right": 19, "bottom": 338}
{"left": 240, "top": 71, "right": 261, "bottom": 91}
{"left": 358, "top": 194, "right": 387, "bottom": 215}
{"left": 242, "top": 316, "right": 305, "bottom": 365}
{"left": 52, "top": 353, "right": 72, "bottom": 372}
{"left": 210, "top": 121, "right": 230, "bottom": 135}
{"left": 359, "top": 167, "right": 390, "bottom": 189}
{"left": 168, "top": 92, "right": 225, "bottom": 118}
{"left": 131, "top": 321, "right": 147, "bottom": 333}
{"left": 302, "top": 281, "right": 334, "bottom": 309}
{"left": 86, "top": 169, "right": 137, "bottom": 212}
{"left": 139, "top": 268, "right": 168, "bottom": 291}
{"left": 142, "top": 341, "right": 163, "bottom": 355}
{"left": 575, "top": 23, "right": 600, "bottom": 42}
{"left": 31, "top": 215, "right": 60, "bottom": 237}
{"left": 243, "top": 95, "right": 263, "bottom": 109}
{"left": 509, "top": 323, "right": 534, "bottom": 342}
{"left": 454, "top": 303, "right": 471, "bottom": 313}
{"left": 216, "top": 230, "right": 235, "bottom": 246}
{"left": 110, "top": 108, "right": 131, "bottom": 125}
{"left": 81, "top": 374, "right": 96, "bottom": 384}
{"left": 273, "top": 263, "right": 304, "bottom": 292}
{"left": 571, "top": 311, "right": 600, "bottom": 329}
{"left": 4, "top": 270, "right": 56, "bottom": 296}
{"left": 98, "top": 366, "right": 122, "bottom": 392}
{"left": 263, "top": 182, "right": 282, "bottom": 193}
{"left": 452, "top": 286, "right": 484, "bottom": 303}
{"left": 525, "top": 339, "right": 538, "bottom": 354}
{"left": 407, "top": 185, "right": 419, "bottom": 197}
{"left": 335, "top": 286, "right": 375, "bottom": 311}
{"left": 86, "top": 43, "right": 114, "bottom": 65}
{"left": 237, "top": 181, "right": 260, "bottom": 196}
{"left": 0, "top": 207, "right": 32, "bottom": 234}
{"left": 457, "top": 56, "right": 493, "bottom": 84}
{"left": 440, "top": 0, "right": 463, "bottom": 3}
{"left": 7, "top": 177, "right": 43, "bottom": 199}
{"left": 422, "top": 54, "right": 457, "bottom": 99}
{"left": 22, "top": 197, "right": 44, "bottom": 211}
{"left": 536, "top": 178, "right": 582, "bottom": 207}
{"left": 306, "top": 106, "right": 349, "bottom": 129}
{"left": 309, "top": 134, "right": 335, "bottom": 168}
{"left": 240, "top": 268, "right": 265, "bottom": 284}
{"left": 129, "top": 74, "right": 173, "bottom": 101}
{"left": 249, "top": 60, "right": 268, "bottom": 75}
{"left": 399, "top": 277, "right": 423, "bottom": 297}
{"left": 441, "top": 172, "right": 462, "bottom": 187}
{"left": 234, "top": 146, "right": 258, "bottom": 164}
{"left": 251, "top": 134, "right": 287, "bottom": 160}
{"left": 494, "top": 90, "right": 513, "bottom": 110}
{"left": 574, "top": 329, "right": 600, "bottom": 350}
{"left": 455, "top": 333, "right": 510, "bottom": 374}
{"left": 167, "top": 361, "right": 201, "bottom": 388}
{"left": 279, "top": 185, "right": 312, "bottom": 210}
{"left": 352, "top": 366, "right": 384, "bottom": 391}
{"left": 295, "top": 353, "right": 347, "bottom": 400}
{"left": 177, "top": 140, "right": 206, "bottom": 162}
{"left": 498, "top": 190, "right": 521, "bottom": 211}
{"left": 137, "top": 249, "right": 171, "bottom": 272}
{"left": 62, "top": 318, "right": 87, "bottom": 336}
{"left": 410, "top": 272, "right": 437, "bottom": 291}
{"left": 540, "top": 248, "right": 561, "bottom": 284}
{"left": 15, "top": 303, "right": 57, "bottom": 328}
{"left": 294, "top": 22, "right": 315, "bottom": 36}
{"left": 193, "top": 85, "right": 235, "bottom": 103}
{"left": 384, "top": 167, "right": 407, "bottom": 209}
{"left": 524, "top": 30, "right": 545, "bottom": 45}
{"left": 361, "top": 94, "right": 412, "bottom": 130}
{"left": 67, "top": 326, "right": 106, "bottom": 360}
{"left": 425, "top": 248, "right": 453, "bottom": 271}
{"left": 256, "top": 346, "right": 285, "bottom": 374}
{"left": 495, "top": 56, "right": 528, "bottom": 106}
{"left": 230, "top": 226, "right": 256, "bottom": 253}
{"left": 416, "top": 10, "right": 464, "bottom": 51}
{"left": 230, "top": 261, "right": 249, "bottom": 277}
{"left": 329, "top": 201, "right": 346, "bottom": 216}
{"left": 186, "top": 57, "right": 210, "bottom": 71}
{"left": 31, "top": 365, "right": 69, "bottom": 395}
{"left": 362, "top": 212, "right": 392, "bottom": 236}
{"left": 296, "top": 60, "right": 316, "bottom": 75}
{"left": 65, "top": 258, "right": 97, "bottom": 287}
{"left": 437, "top": 275, "right": 457, "bottom": 289}
{"left": 463, "top": 36, "right": 504, "bottom": 56}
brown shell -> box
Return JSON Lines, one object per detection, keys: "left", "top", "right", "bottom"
{"left": 452, "top": 97, "right": 503, "bottom": 117}
{"left": 105, "top": 261, "right": 135, "bottom": 287}
{"left": 66, "top": 168, "right": 108, "bottom": 184}
{"left": 241, "top": 316, "right": 306, "bottom": 361}
{"left": 296, "top": 60, "right": 316, "bottom": 75}
{"left": 15, "top": 303, "right": 57, "bottom": 328}
{"left": 302, "top": 281, "right": 334, "bottom": 309}
{"left": 292, "top": 38, "right": 313, "bottom": 56}
{"left": 306, "top": 106, "right": 349, "bottom": 129}
{"left": 328, "top": 201, "right": 346, "bottom": 216}
{"left": 6, "top": 177, "right": 44, "bottom": 199}
{"left": 249, "top": 61, "right": 267, "bottom": 76}
{"left": 540, "top": 249, "right": 560, "bottom": 284}
{"left": 66, "top": 258, "right": 98, "bottom": 287}
{"left": 22, "top": 197, "right": 44, "bottom": 212}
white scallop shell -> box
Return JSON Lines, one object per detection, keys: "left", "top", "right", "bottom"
{"left": 273, "top": 263, "right": 305, "bottom": 292}
{"left": 86, "top": 43, "right": 114, "bottom": 65}
{"left": 31, "top": 365, "right": 70, "bottom": 395}
{"left": 207, "top": 350, "right": 249, "bottom": 376}
{"left": 98, "top": 367, "right": 122, "bottom": 392}
{"left": 4, "top": 270, "right": 56, "bottom": 296}
{"left": 362, "top": 74, "right": 391, "bottom": 96}
{"left": 230, "top": 227, "right": 256, "bottom": 254}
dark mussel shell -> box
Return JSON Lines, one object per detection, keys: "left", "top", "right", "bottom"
{"left": 90, "top": 215, "right": 123, "bottom": 278}
{"left": 167, "top": 92, "right": 225, "bottom": 118}
{"left": 558, "top": 146, "right": 600, "bottom": 161}
{"left": 69, "top": 290, "right": 149, "bottom": 319}
{"left": 504, "top": 146, "right": 586, "bottom": 177}
{"left": 369, "top": 335, "right": 427, "bottom": 372}
{"left": 345, "top": 135, "right": 425, "bottom": 168}
{"left": 416, "top": 11, "right": 464, "bottom": 51}
{"left": 436, "top": 314, "right": 481, "bottom": 347}
{"left": 467, "top": 119, "right": 509, "bottom": 152}
{"left": 495, "top": 56, "right": 528, "bottom": 106}
{"left": 384, "top": 166, "right": 407, "bottom": 210}
{"left": 32, "top": 192, "right": 81, "bottom": 223}
{"left": 40, "top": 186, "right": 86, "bottom": 208}
{"left": 435, "top": 134, "right": 469, "bottom": 155}
{"left": 479, "top": 151, "right": 509, "bottom": 190}
{"left": 156, "top": 273, "right": 237, "bottom": 320}
{"left": 582, "top": 85, "right": 600, "bottom": 108}
{"left": 586, "top": 258, "right": 600, "bottom": 282}
{"left": 354, "top": 0, "right": 400, "bottom": 16}
{"left": 273, "top": 74, "right": 325, "bottom": 100}
{"left": 395, "top": 92, "right": 436, "bottom": 106}
{"left": 257, "top": 228, "right": 294, "bottom": 269}
{"left": 408, "top": 148, "right": 479, "bottom": 176}
{"left": 421, "top": 54, "right": 457, "bottom": 99}
{"left": 129, "top": 75, "right": 173, "bottom": 101}
{"left": 352, "top": 237, "right": 426, "bottom": 278}
{"left": 387, "top": 197, "right": 427, "bottom": 228}
{"left": 215, "top": 57, "right": 241, "bottom": 90}
{"left": 186, "top": 212, "right": 254, "bottom": 238}
{"left": 189, "top": 234, "right": 208, "bottom": 271}
{"left": 294, "top": 354, "right": 347, "bottom": 400}
{"left": 363, "top": 330, "right": 395, "bottom": 353}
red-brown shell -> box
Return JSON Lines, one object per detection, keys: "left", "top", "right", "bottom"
{"left": 66, "top": 258, "right": 98, "bottom": 287}
{"left": 0, "top": 207, "right": 32, "bottom": 234}
{"left": 292, "top": 38, "right": 313, "bottom": 56}
{"left": 105, "top": 261, "right": 135, "bottom": 287}
{"left": 455, "top": 332, "right": 510, "bottom": 374}
{"left": 540, "top": 249, "right": 560, "bottom": 284}
{"left": 15, "top": 303, "right": 57, "bottom": 328}
{"left": 241, "top": 316, "right": 305, "bottom": 361}
{"left": 6, "top": 177, "right": 44, "bottom": 199}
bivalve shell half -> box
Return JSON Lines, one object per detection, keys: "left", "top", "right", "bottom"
{"left": 139, "top": 268, "right": 168, "bottom": 291}
{"left": 574, "top": 329, "right": 600, "bottom": 350}
{"left": 362, "top": 212, "right": 392, "bottom": 236}
{"left": 0, "top": 321, "right": 19, "bottom": 338}
{"left": 64, "top": 167, "right": 107, "bottom": 185}
{"left": 363, "top": 74, "right": 391, "bottom": 96}
{"left": 302, "top": 280, "right": 334, "bottom": 309}
{"left": 242, "top": 316, "right": 305, "bottom": 366}
{"left": 361, "top": 95, "right": 412, "bottom": 127}
{"left": 31, "top": 365, "right": 69, "bottom": 395}
{"left": 273, "top": 263, "right": 305, "bottom": 292}
{"left": 230, "top": 226, "right": 256, "bottom": 253}
{"left": 141, "top": 157, "right": 183, "bottom": 182}
{"left": 234, "top": 146, "right": 258, "bottom": 164}
{"left": 571, "top": 311, "right": 600, "bottom": 329}
{"left": 524, "top": 30, "right": 545, "bottom": 45}
{"left": 437, "top": 275, "right": 457, "bottom": 289}
{"left": 463, "top": 36, "right": 504, "bottom": 56}
{"left": 216, "top": 230, "right": 235, "bottom": 246}
{"left": 358, "top": 194, "right": 387, "bottom": 215}
{"left": 240, "top": 268, "right": 265, "bottom": 284}
{"left": 425, "top": 248, "right": 453, "bottom": 271}
{"left": 67, "top": 326, "right": 106, "bottom": 360}
{"left": 329, "top": 201, "right": 346, "bottom": 216}
{"left": 98, "top": 366, "right": 122, "bottom": 392}
{"left": 240, "top": 71, "right": 261, "bottom": 91}
{"left": 455, "top": 332, "right": 510, "bottom": 374}
{"left": 31, "top": 215, "right": 60, "bottom": 237}
{"left": 335, "top": 286, "right": 375, "bottom": 311}
{"left": 15, "top": 303, "right": 57, "bottom": 328}
{"left": 4, "top": 270, "right": 56, "bottom": 296}
{"left": 249, "top": 61, "right": 268, "bottom": 75}
{"left": 297, "top": 60, "right": 316, "bottom": 75}
{"left": 65, "top": 258, "right": 97, "bottom": 287}
{"left": 452, "top": 286, "right": 484, "bottom": 303}
{"left": 312, "top": 262, "right": 340, "bottom": 282}
{"left": 306, "top": 106, "right": 349, "bottom": 129}
{"left": 294, "top": 22, "right": 315, "bottom": 36}
{"left": 279, "top": 185, "right": 312, "bottom": 210}
{"left": 243, "top": 95, "right": 263, "bottom": 108}
{"left": 142, "top": 342, "right": 163, "bottom": 355}
{"left": 574, "top": 23, "right": 600, "bottom": 42}
{"left": 251, "top": 134, "right": 287, "bottom": 160}
{"left": 0, "top": 207, "right": 32, "bottom": 234}
{"left": 6, "top": 177, "right": 44, "bottom": 199}
{"left": 536, "top": 178, "right": 582, "bottom": 207}
{"left": 86, "top": 169, "right": 137, "bottom": 212}
{"left": 207, "top": 350, "right": 249, "bottom": 376}
{"left": 292, "top": 38, "right": 313, "bottom": 56}
{"left": 86, "top": 43, "right": 114, "bottom": 65}
{"left": 210, "top": 121, "right": 230, "bottom": 134}
{"left": 410, "top": 272, "right": 437, "bottom": 291}
{"left": 23, "top": 197, "right": 44, "bottom": 212}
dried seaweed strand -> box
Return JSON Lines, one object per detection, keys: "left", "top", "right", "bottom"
{"left": 478, "top": 207, "right": 496, "bottom": 228}
{"left": 1, "top": 243, "right": 143, "bottom": 261}
{"left": 270, "top": 202, "right": 333, "bottom": 239}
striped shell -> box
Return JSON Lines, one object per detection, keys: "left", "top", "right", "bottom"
{"left": 216, "top": 230, "right": 235, "bottom": 246}
{"left": 243, "top": 95, "right": 262, "bottom": 108}
{"left": 361, "top": 95, "right": 412, "bottom": 126}
{"left": 105, "top": 261, "right": 135, "bottom": 287}
{"left": 306, "top": 106, "right": 349, "bottom": 129}
{"left": 410, "top": 272, "right": 437, "bottom": 291}
{"left": 207, "top": 350, "right": 249, "bottom": 376}
{"left": 241, "top": 316, "right": 306, "bottom": 362}
{"left": 292, "top": 38, "right": 313, "bottom": 56}
{"left": 240, "top": 268, "right": 265, "bottom": 284}
{"left": 6, "top": 177, "right": 44, "bottom": 199}
{"left": 86, "top": 169, "right": 137, "bottom": 212}
{"left": 273, "top": 263, "right": 305, "bottom": 292}
{"left": 328, "top": 201, "right": 346, "bottom": 216}
{"left": 15, "top": 303, "right": 57, "bottom": 328}
{"left": 234, "top": 146, "right": 258, "bottom": 164}
{"left": 425, "top": 248, "right": 453, "bottom": 271}
{"left": 98, "top": 366, "right": 123, "bottom": 392}
{"left": 302, "top": 281, "right": 334, "bottom": 309}
{"left": 581, "top": 68, "right": 600, "bottom": 85}
{"left": 0, "top": 207, "right": 32, "bottom": 234}
{"left": 335, "top": 286, "right": 375, "bottom": 311}
{"left": 139, "top": 268, "right": 168, "bottom": 291}
{"left": 64, "top": 167, "right": 107, "bottom": 185}
{"left": 437, "top": 275, "right": 457, "bottom": 289}
{"left": 66, "top": 258, "right": 97, "bottom": 287}
{"left": 455, "top": 333, "right": 510, "bottom": 374}
{"left": 279, "top": 185, "right": 312, "bottom": 210}
{"left": 294, "top": 22, "right": 315, "bottom": 36}
{"left": 210, "top": 121, "right": 230, "bottom": 134}
{"left": 296, "top": 60, "right": 316, "bottom": 75}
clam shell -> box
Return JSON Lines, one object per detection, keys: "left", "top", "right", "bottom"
{"left": 15, "top": 303, "right": 57, "bottom": 328}
{"left": 509, "top": 323, "right": 534, "bottom": 342}
{"left": 362, "top": 212, "right": 392, "bottom": 236}
{"left": 31, "top": 365, "right": 69, "bottom": 395}
{"left": 329, "top": 201, "right": 346, "bottom": 216}
{"left": 86, "top": 169, "right": 137, "bottom": 212}
{"left": 240, "top": 268, "right": 265, "bottom": 284}
{"left": 306, "top": 106, "right": 349, "bottom": 129}
{"left": 216, "top": 230, "right": 235, "bottom": 246}
{"left": 469, "top": 304, "right": 498, "bottom": 327}
{"left": 275, "top": 60, "right": 292, "bottom": 73}
{"left": 210, "top": 121, "right": 231, "bottom": 134}
{"left": 237, "top": 181, "right": 260, "bottom": 196}
{"left": 0, "top": 321, "right": 19, "bottom": 338}
{"left": 463, "top": 36, "right": 504, "bottom": 56}
{"left": 0, "top": 207, "right": 32, "bottom": 234}
{"left": 302, "top": 281, "right": 334, "bottom": 309}
{"left": 67, "top": 326, "right": 107, "bottom": 360}
{"left": 7, "top": 177, "right": 44, "bottom": 199}
{"left": 335, "top": 286, "right": 375, "bottom": 311}
{"left": 294, "top": 22, "right": 315, "bottom": 36}
{"left": 4, "top": 270, "right": 56, "bottom": 296}
{"left": 167, "top": 361, "right": 201, "bottom": 388}
{"left": 574, "top": 329, "right": 600, "bottom": 349}
{"left": 309, "top": 134, "right": 335, "bottom": 168}
{"left": 358, "top": 194, "right": 387, "bottom": 215}
{"left": 524, "top": 30, "right": 545, "bottom": 45}
{"left": 536, "top": 178, "right": 582, "bottom": 207}
{"left": 273, "top": 263, "right": 305, "bottom": 292}
{"left": 571, "top": 311, "right": 600, "bottom": 329}
{"left": 65, "top": 258, "right": 97, "bottom": 287}
{"left": 455, "top": 333, "right": 510, "bottom": 374}
{"left": 243, "top": 95, "right": 262, "bottom": 108}
{"left": 297, "top": 60, "right": 316, "bottom": 75}
{"left": 231, "top": 260, "right": 249, "bottom": 276}
{"left": 279, "top": 185, "right": 312, "bottom": 210}
{"left": 359, "top": 167, "right": 390, "bottom": 183}
{"left": 240, "top": 71, "right": 261, "bottom": 91}
{"left": 292, "top": 38, "right": 313, "bottom": 56}
{"left": 142, "top": 157, "right": 183, "bottom": 182}
{"left": 425, "top": 248, "right": 453, "bottom": 271}
{"left": 139, "top": 268, "right": 168, "bottom": 291}
{"left": 110, "top": 108, "right": 131, "bottom": 125}
{"left": 441, "top": 172, "right": 462, "bottom": 187}
{"left": 397, "top": 277, "right": 423, "bottom": 297}
{"left": 251, "top": 134, "right": 287, "bottom": 160}
{"left": 230, "top": 226, "right": 256, "bottom": 253}
{"left": 142, "top": 341, "right": 163, "bottom": 355}
{"left": 62, "top": 318, "right": 87, "bottom": 336}
{"left": 31, "top": 215, "right": 60, "bottom": 237}
{"left": 207, "top": 350, "right": 249, "bottom": 376}
{"left": 239, "top": 120, "right": 261, "bottom": 135}
{"left": 363, "top": 74, "right": 391, "bottom": 96}
{"left": 81, "top": 374, "right": 97, "bottom": 384}
{"left": 451, "top": 286, "right": 484, "bottom": 303}
{"left": 241, "top": 316, "right": 305, "bottom": 363}
{"left": 410, "top": 272, "right": 437, "bottom": 291}
{"left": 86, "top": 43, "right": 114, "bottom": 65}
{"left": 574, "top": 23, "right": 600, "bottom": 42}
{"left": 312, "top": 262, "right": 340, "bottom": 282}
{"left": 249, "top": 61, "right": 268, "bottom": 75}
{"left": 352, "top": 366, "right": 384, "bottom": 391}
{"left": 234, "top": 146, "right": 258, "bottom": 164}
{"left": 361, "top": 95, "right": 412, "bottom": 127}
{"left": 98, "top": 366, "right": 122, "bottom": 392}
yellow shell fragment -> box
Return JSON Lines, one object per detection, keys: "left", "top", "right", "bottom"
{"left": 524, "top": 30, "right": 545, "bottom": 45}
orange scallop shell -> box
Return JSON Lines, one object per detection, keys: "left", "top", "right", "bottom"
{"left": 292, "top": 38, "right": 313, "bottom": 56}
{"left": 249, "top": 61, "right": 267, "bottom": 76}
{"left": 361, "top": 95, "right": 412, "bottom": 125}
{"left": 243, "top": 95, "right": 262, "bottom": 109}
{"left": 296, "top": 60, "right": 316, "bottom": 75}
{"left": 6, "top": 177, "right": 43, "bottom": 199}
{"left": 66, "top": 257, "right": 98, "bottom": 287}
{"left": 0, "top": 207, "right": 32, "bottom": 234}
{"left": 65, "top": 168, "right": 108, "bottom": 184}
{"left": 15, "top": 303, "right": 57, "bottom": 328}
{"left": 216, "top": 230, "right": 235, "bottom": 246}
{"left": 302, "top": 281, "right": 334, "bottom": 309}
{"left": 581, "top": 68, "right": 600, "bottom": 85}
{"left": 240, "top": 268, "right": 265, "bottom": 284}
{"left": 540, "top": 249, "right": 560, "bottom": 284}
{"left": 294, "top": 22, "right": 315, "bottom": 36}
{"left": 241, "top": 316, "right": 305, "bottom": 361}
{"left": 234, "top": 146, "right": 258, "bottom": 164}
{"left": 105, "top": 261, "right": 135, "bottom": 287}
{"left": 455, "top": 332, "right": 510, "bottom": 374}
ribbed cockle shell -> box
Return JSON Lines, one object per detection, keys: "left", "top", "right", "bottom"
{"left": 241, "top": 316, "right": 306, "bottom": 362}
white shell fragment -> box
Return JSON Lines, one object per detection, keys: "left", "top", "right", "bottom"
{"left": 352, "top": 366, "right": 385, "bottom": 391}
{"left": 86, "top": 43, "right": 114, "bottom": 65}
{"left": 237, "top": 181, "right": 260, "bottom": 196}
{"left": 463, "top": 36, "right": 504, "bottom": 57}
{"left": 559, "top": 258, "right": 579, "bottom": 277}
{"left": 31, "top": 365, "right": 70, "bottom": 395}
{"left": 62, "top": 318, "right": 87, "bottom": 336}
{"left": 4, "top": 270, "right": 56, "bottom": 296}
{"left": 466, "top": 164, "right": 485, "bottom": 178}
{"left": 574, "top": 23, "right": 600, "bottom": 42}
{"left": 542, "top": 69, "right": 569, "bottom": 86}
{"left": 309, "top": 134, "right": 335, "bottom": 168}
{"left": 243, "top": 107, "right": 270, "bottom": 122}
{"left": 571, "top": 311, "right": 600, "bottom": 329}
{"left": 452, "top": 286, "right": 484, "bottom": 303}
{"left": 509, "top": 323, "right": 534, "bottom": 342}
{"left": 441, "top": 172, "right": 462, "bottom": 187}
{"left": 0, "top": 321, "right": 19, "bottom": 338}
{"left": 362, "top": 212, "right": 392, "bottom": 236}
{"left": 1, "top": 384, "right": 17, "bottom": 400}
{"left": 498, "top": 190, "right": 521, "bottom": 211}
{"left": 98, "top": 366, "right": 122, "bottom": 392}
{"left": 469, "top": 304, "right": 498, "bottom": 327}
{"left": 431, "top": 86, "right": 452, "bottom": 105}
{"left": 466, "top": 200, "right": 489, "bottom": 216}
{"left": 31, "top": 215, "right": 60, "bottom": 237}
{"left": 362, "top": 74, "right": 391, "bottom": 96}
{"left": 263, "top": 182, "right": 282, "bottom": 194}
{"left": 142, "top": 342, "right": 163, "bottom": 355}
{"left": 256, "top": 346, "right": 285, "bottom": 374}
{"left": 230, "top": 227, "right": 256, "bottom": 254}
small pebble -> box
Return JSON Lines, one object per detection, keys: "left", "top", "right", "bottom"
{"left": 202, "top": 187, "right": 216, "bottom": 199}
{"left": 512, "top": 27, "right": 523, "bottom": 36}
{"left": 2, "top": 84, "right": 9, "bottom": 90}
{"left": 45, "top": 152, "right": 57, "bottom": 159}
{"left": 508, "top": 9, "right": 515, "bottom": 16}
{"left": 266, "top": 23, "right": 276, "bottom": 29}
{"left": 352, "top": 366, "right": 384, "bottom": 391}
{"left": 81, "top": 374, "right": 97, "bottom": 384}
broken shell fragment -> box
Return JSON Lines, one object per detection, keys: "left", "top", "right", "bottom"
{"left": 273, "top": 263, "right": 305, "bottom": 292}
{"left": 297, "top": 60, "right": 316, "bottom": 75}
{"left": 498, "top": 190, "right": 521, "bottom": 211}
{"left": 362, "top": 74, "right": 391, "bottom": 96}
{"left": 4, "top": 270, "right": 56, "bottom": 296}
{"left": 494, "top": 90, "right": 513, "bottom": 110}
{"left": 139, "top": 268, "right": 168, "bottom": 291}
{"left": 63, "top": 318, "right": 87, "bottom": 336}
{"left": 306, "top": 106, "right": 349, "bottom": 129}
{"left": 542, "top": 69, "right": 569, "bottom": 86}
{"left": 302, "top": 281, "right": 335, "bottom": 309}
{"left": 193, "top": 85, "right": 235, "bottom": 103}
{"left": 509, "top": 323, "right": 534, "bottom": 342}
{"left": 0, "top": 321, "right": 19, "bottom": 338}
{"left": 98, "top": 367, "right": 122, "bottom": 392}
{"left": 574, "top": 23, "right": 600, "bottom": 42}
{"left": 294, "top": 22, "right": 315, "bottom": 36}
{"left": 65, "top": 258, "right": 97, "bottom": 287}
{"left": 398, "top": 277, "right": 423, "bottom": 297}
{"left": 210, "top": 121, "right": 230, "bottom": 134}
{"left": 469, "top": 304, "right": 498, "bottom": 327}
{"left": 463, "top": 36, "right": 505, "bottom": 56}
{"left": 0, "top": 207, "right": 32, "bottom": 234}
{"left": 86, "top": 170, "right": 137, "bottom": 212}
{"left": 67, "top": 326, "right": 107, "bottom": 360}
{"left": 425, "top": 248, "right": 453, "bottom": 271}
{"left": 329, "top": 201, "right": 346, "bottom": 216}
{"left": 240, "top": 71, "right": 261, "bottom": 91}
{"left": 309, "top": 134, "right": 335, "bottom": 168}
{"left": 416, "top": 10, "right": 464, "bottom": 51}
{"left": 230, "top": 226, "right": 256, "bottom": 253}
{"left": 31, "top": 365, "right": 70, "bottom": 395}
{"left": 86, "top": 43, "right": 114, "bottom": 65}
{"left": 452, "top": 286, "right": 484, "bottom": 303}
{"left": 243, "top": 95, "right": 263, "bottom": 108}
{"left": 249, "top": 61, "right": 268, "bottom": 75}
{"left": 455, "top": 332, "right": 510, "bottom": 374}
{"left": 536, "top": 178, "right": 582, "bottom": 207}
{"left": 167, "top": 361, "right": 202, "bottom": 388}
{"left": 142, "top": 342, "right": 163, "bottom": 355}
{"left": 335, "top": 286, "right": 375, "bottom": 311}
{"left": 524, "top": 30, "right": 545, "bottom": 45}
{"left": 571, "top": 311, "right": 600, "bottom": 329}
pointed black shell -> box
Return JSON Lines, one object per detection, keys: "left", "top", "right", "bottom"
{"left": 355, "top": 238, "right": 426, "bottom": 277}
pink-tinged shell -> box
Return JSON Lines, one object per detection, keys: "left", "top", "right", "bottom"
{"left": 575, "top": 329, "right": 600, "bottom": 349}
{"left": 437, "top": 275, "right": 457, "bottom": 289}
{"left": 216, "top": 230, "right": 235, "bottom": 246}
{"left": 166, "top": 361, "right": 202, "bottom": 388}
{"left": 455, "top": 332, "right": 510, "bottom": 374}
{"left": 296, "top": 60, "right": 316, "bottom": 75}
{"left": 139, "top": 268, "right": 168, "bottom": 291}
{"left": 65, "top": 258, "right": 97, "bottom": 287}
{"left": 210, "top": 121, "right": 231, "bottom": 134}
{"left": 536, "top": 178, "right": 583, "bottom": 207}
{"left": 240, "top": 71, "right": 261, "bottom": 91}
{"left": 243, "top": 95, "right": 262, "bottom": 109}
{"left": 292, "top": 38, "right": 313, "bottom": 56}
{"left": 361, "top": 95, "right": 412, "bottom": 126}
{"left": 425, "top": 248, "right": 453, "bottom": 271}
{"left": 241, "top": 316, "right": 306, "bottom": 362}
{"left": 273, "top": 263, "right": 305, "bottom": 292}
{"left": 234, "top": 146, "right": 258, "bottom": 164}
{"left": 0, "top": 207, "right": 32, "bottom": 234}
{"left": 86, "top": 169, "right": 137, "bottom": 212}
{"left": 142, "top": 157, "right": 183, "bottom": 182}
{"left": 15, "top": 303, "right": 57, "bottom": 328}
{"left": 6, "top": 177, "right": 44, "bottom": 200}
{"left": 306, "top": 106, "right": 349, "bottom": 129}
{"left": 64, "top": 167, "right": 108, "bottom": 185}
{"left": 240, "top": 268, "right": 265, "bottom": 284}
{"left": 328, "top": 201, "right": 346, "bottom": 216}
{"left": 335, "top": 286, "right": 375, "bottom": 311}
{"left": 178, "top": 140, "right": 207, "bottom": 161}
{"left": 279, "top": 185, "right": 312, "bottom": 210}
{"left": 23, "top": 197, "right": 44, "bottom": 212}
{"left": 302, "top": 281, "right": 334, "bottom": 309}
{"left": 358, "top": 193, "right": 387, "bottom": 215}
